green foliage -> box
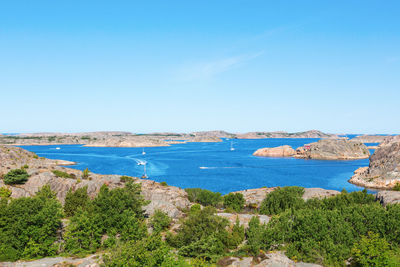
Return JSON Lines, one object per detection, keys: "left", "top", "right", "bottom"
{"left": 64, "top": 182, "right": 148, "bottom": 255}
{"left": 259, "top": 186, "right": 305, "bottom": 215}
{"left": 167, "top": 206, "right": 231, "bottom": 260}
{"left": 245, "top": 216, "right": 266, "bottom": 255}
{"left": 160, "top": 181, "right": 168, "bottom": 186}
{"left": 351, "top": 232, "right": 400, "bottom": 266}
{"left": 150, "top": 210, "right": 171, "bottom": 233}
{"left": 223, "top": 193, "right": 245, "bottom": 212}
{"left": 52, "top": 170, "right": 74, "bottom": 179}
{"left": 22, "top": 164, "right": 29, "bottom": 169}
{"left": 0, "top": 186, "right": 12, "bottom": 198}
{"left": 64, "top": 186, "right": 89, "bottom": 217}
{"left": 82, "top": 168, "right": 90, "bottom": 179}
{"left": 254, "top": 190, "right": 400, "bottom": 266}
{"left": 120, "top": 175, "right": 134, "bottom": 183}
{"left": 185, "top": 188, "right": 222, "bottom": 207}
{"left": 103, "top": 234, "right": 190, "bottom": 267}
{"left": 190, "top": 204, "right": 201, "bottom": 214}
{"left": 3, "top": 168, "right": 30, "bottom": 185}
{"left": 393, "top": 182, "right": 400, "bottom": 191}
{"left": 0, "top": 186, "right": 62, "bottom": 261}
{"left": 227, "top": 217, "right": 245, "bottom": 249}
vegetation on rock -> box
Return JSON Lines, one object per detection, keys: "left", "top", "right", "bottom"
{"left": 185, "top": 188, "right": 222, "bottom": 207}
{"left": 3, "top": 168, "right": 30, "bottom": 185}
{"left": 223, "top": 193, "right": 245, "bottom": 212}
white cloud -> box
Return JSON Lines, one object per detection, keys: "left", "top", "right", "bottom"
{"left": 175, "top": 51, "right": 264, "bottom": 82}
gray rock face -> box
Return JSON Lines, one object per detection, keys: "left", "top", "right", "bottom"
{"left": 295, "top": 139, "right": 370, "bottom": 160}
{"left": 220, "top": 251, "right": 322, "bottom": 267}
{"left": 233, "top": 187, "right": 340, "bottom": 208}
{"left": 0, "top": 255, "right": 100, "bottom": 267}
{"left": 217, "top": 213, "right": 270, "bottom": 228}
{"left": 349, "top": 135, "right": 400, "bottom": 189}
{"left": 351, "top": 135, "right": 390, "bottom": 144}
{"left": 375, "top": 190, "right": 400, "bottom": 206}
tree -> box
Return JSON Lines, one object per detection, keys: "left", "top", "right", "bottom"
{"left": 3, "top": 168, "right": 30, "bottom": 185}
{"left": 0, "top": 185, "right": 62, "bottom": 261}
{"left": 259, "top": 186, "right": 304, "bottom": 215}
{"left": 223, "top": 193, "right": 245, "bottom": 212}
{"left": 150, "top": 210, "right": 171, "bottom": 233}
{"left": 64, "top": 186, "right": 89, "bottom": 217}
{"left": 185, "top": 188, "right": 222, "bottom": 207}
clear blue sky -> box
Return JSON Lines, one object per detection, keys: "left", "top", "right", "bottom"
{"left": 1, "top": 1, "right": 399, "bottom": 134}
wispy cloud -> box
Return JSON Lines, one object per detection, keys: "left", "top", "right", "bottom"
{"left": 175, "top": 51, "right": 264, "bottom": 82}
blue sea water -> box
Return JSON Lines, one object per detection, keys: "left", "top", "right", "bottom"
{"left": 19, "top": 138, "right": 371, "bottom": 194}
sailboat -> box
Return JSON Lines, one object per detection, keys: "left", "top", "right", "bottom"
{"left": 142, "top": 148, "right": 146, "bottom": 155}
{"left": 141, "top": 163, "right": 148, "bottom": 179}
{"left": 230, "top": 141, "right": 235, "bottom": 151}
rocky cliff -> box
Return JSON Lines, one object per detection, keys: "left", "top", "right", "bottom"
{"left": 351, "top": 135, "right": 391, "bottom": 144}
{"left": 294, "top": 139, "right": 370, "bottom": 160}
{"left": 253, "top": 145, "right": 295, "bottom": 157}
{"left": 237, "top": 130, "right": 338, "bottom": 139}
{"left": 349, "top": 135, "right": 400, "bottom": 189}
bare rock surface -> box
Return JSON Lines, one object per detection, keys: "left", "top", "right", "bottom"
{"left": 253, "top": 145, "right": 295, "bottom": 157}
{"left": 349, "top": 135, "right": 400, "bottom": 189}
{"left": 351, "top": 135, "right": 390, "bottom": 144}
{"left": 375, "top": 190, "right": 400, "bottom": 205}
{"left": 233, "top": 187, "right": 340, "bottom": 208}
{"left": 217, "top": 213, "right": 270, "bottom": 228}
{"left": 295, "top": 139, "right": 370, "bottom": 160}
{"left": 237, "top": 130, "right": 337, "bottom": 139}
{"left": 221, "top": 251, "right": 322, "bottom": 267}
{"left": 0, "top": 255, "right": 100, "bottom": 267}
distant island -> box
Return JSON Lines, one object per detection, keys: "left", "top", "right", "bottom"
{"left": 0, "top": 130, "right": 338, "bottom": 147}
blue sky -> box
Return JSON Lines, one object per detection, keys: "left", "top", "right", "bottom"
{"left": 0, "top": 1, "right": 399, "bottom": 134}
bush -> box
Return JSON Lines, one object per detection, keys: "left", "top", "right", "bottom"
{"left": 0, "top": 185, "right": 63, "bottom": 261}
{"left": 259, "top": 186, "right": 304, "bottom": 215}
{"left": 64, "top": 186, "right": 89, "bottom": 217}
{"left": 64, "top": 182, "right": 148, "bottom": 255}
{"left": 150, "top": 210, "right": 171, "bottom": 233}
{"left": 52, "top": 170, "right": 74, "bottom": 179}
{"left": 167, "top": 206, "right": 231, "bottom": 260}
{"left": 0, "top": 187, "right": 12, "bottom": 198}
{"left": 223, "top": 193, "right": 245, "bottom": 212}
{"left": 120, "top": 175, "right": 134, "bottom": 183}
{"left": 351, "top": 232, "right": 400, "bottom": 266}
{"left": 3, "top": 169, "right": 30, "bottom": 185}
{"left": 185, "top": 188, "right": 222, "bottom": 207}
{"left": 82, "top": 168, "right": 90, "bottom": 179}
{"left": 160, "top": 181, "right": 168, "bottom": 186}
{"left": 393, "top": 182, "right": 400, "bottom": 191}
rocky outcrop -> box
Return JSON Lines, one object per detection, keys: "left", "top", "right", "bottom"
{"left": 375, "top": 191, "right": 400, "bottom": 205}
{"left": 349, "top": 135, "right": 400, "bottom": 189}
{"left": 219, "top": 251, "right": 322, "bottom": 267}
{"left": 351, "top": 135, "right": 390, "bottom": 144}
{"left": 237, "top": 130, "right": 338, "bottom": 139}
{"left": 217, "top": 213, "right": 270, "bottom": 228}
{"left": 0, "top": 145, "right": 190, "bottom": 218}
{"left": 233, "top": 187, "right": 340, "bottom": 208}
{"left": 295, "top": 139, "right": 370, "bottom": 160}
{"left": 253, "top": 145, "right": 295, "bottom": 157}
{"left": 0, "top": 255, "right": 100, "bottom": 267}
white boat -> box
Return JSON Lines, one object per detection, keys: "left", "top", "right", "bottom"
{"left": 230, "top": 141, "right": 235, "bottom": 151}
{"left": 142, "top": 148, "right": 146, "bottom": 155}
{"left": 55, "top": 147, "right": 61, "bottom": 150}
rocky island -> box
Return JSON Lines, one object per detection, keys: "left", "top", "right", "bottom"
{"left": 253, "top": 139, "right": 370, "bottom": 160}
{"left": 349, "top": 135, "right": 400, "bottom": 190}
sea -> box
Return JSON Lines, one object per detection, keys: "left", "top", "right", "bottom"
{"left": 19, "top": 137, "right": 377, "bottom": 194}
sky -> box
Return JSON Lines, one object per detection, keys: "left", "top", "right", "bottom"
{"left": 0, "top": 1, "right": 399, "bottom": 134}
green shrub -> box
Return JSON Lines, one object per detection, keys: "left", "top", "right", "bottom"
{"left": 150, "top": 210, "right": 171, "bottom": 233}
{"left": 22, "top": 164, "right": 29, "bottom": 169}
{"left": 0, "top": 185, "right": 63, "bottom": 261}
{"left": 120, "top": 175, "right": 134, "bottom": 183}
{"left": 160, "top": 181, "right": 168, "bottom": 186}
{"left": 259, "top": 186, "right": 304, "bottom": 215}
{"left": 64, "top": 186, "right": 89, "bottom": 217}
{"left": 167, "top": 206, "right": 231, "bottom": 260}
{"left": 190, "top": 203, "right": 201, "bottom": 213}
{"left": 227, "top": 217, "right": 245, "bottom": 249}
{"left": 52, "top": 170, "right": 74, "bottom": 179}
{"left": 185, "top": 188, "right": 222, "bottom": 207}
{"left": 245, "top": 216, "right": 265, "bottom": 255}
{"left": 223, "top": 193, "right": 245, "bottom": 212}
{"left": 82, "top": 168, "right": 90, "bottom": 179}
{"left": 0, "top": 187, "right": 12, "bottom": 198}
{"left": 3, "top": 169, "right": 30, "bottom": 185}
{"left": 351, "top": 232, "right": 400, "bottom": 266}
{"left": 393, "top": 182, "right": 400, "bottom": 191}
